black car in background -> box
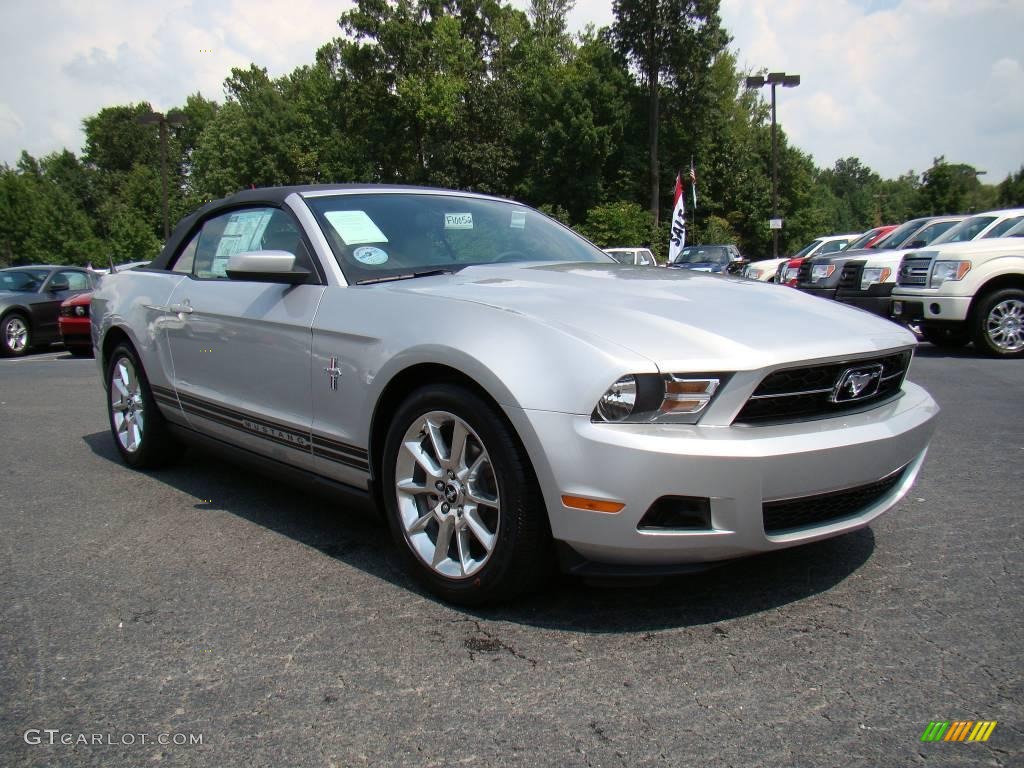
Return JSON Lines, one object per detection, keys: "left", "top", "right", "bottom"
{"left": 794, "top": 216, "right": 965, "bottom": 301}
{"left": 0, "top": 266, "right": 96, "bottom": 356}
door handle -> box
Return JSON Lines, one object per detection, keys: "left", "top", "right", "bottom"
{"left": 169, "top": 302, "right": 193, "bottom": 314}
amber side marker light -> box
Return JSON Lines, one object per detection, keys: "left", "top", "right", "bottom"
{"left": 561, "top": 495, "right": 625, "bottom": 514}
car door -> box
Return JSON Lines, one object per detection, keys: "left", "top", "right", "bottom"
{"left": 33, "top": 269, "right": 93, "bottom": 343}
{"left": 163, "top": 206, "right": 326, "bottom": 471}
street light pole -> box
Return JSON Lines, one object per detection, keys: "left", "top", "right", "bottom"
{"left": 137, "top": 109, "right": 188, "bottom": 240}
{"left": 745, "top": 72, "right": 800, "bottom": 258}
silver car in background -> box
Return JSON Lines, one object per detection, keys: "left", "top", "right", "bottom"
{"left": 92, "top": 185, "right": 939, "bottom": 604}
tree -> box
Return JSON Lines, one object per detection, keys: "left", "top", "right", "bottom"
{"left": 611, "top": 0, "right": 728, "bottom": 224}
{"left": 996, "top": 166, "right": 1024, "bottom": 207}
{"left": 917, "top": 156, "right": 985, "bottom": 215}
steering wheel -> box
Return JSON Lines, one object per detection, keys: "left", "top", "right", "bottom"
{"left": 489, "top": 250, "right": 530, "bottom": 263}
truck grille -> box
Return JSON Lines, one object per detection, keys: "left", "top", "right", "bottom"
{"left": 734, "top": 351, "right": 912, "bottom": 425}
{"left": 897, "top": 254, "right": 932, "bottom": 286}
{"left": 762, "top": 464, "right": 908, "bottom": 534}
{"left": 797, "top": 261, "right": 812, "bottom": 284}
{"left": 838, "top": 261, "right": 865, "bottom": 292}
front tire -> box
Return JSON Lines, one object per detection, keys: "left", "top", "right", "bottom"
{"left": 381, "top": 383, "right": 551, "bottom": 605}
{"left": 1, "top": 313, "right": 31, "bottom": 357}
{"left": 972, "top": 288, "right": 1024, "bottom": 358}
{"left": 106, "top": 342, "right": 177, "bottom": 468}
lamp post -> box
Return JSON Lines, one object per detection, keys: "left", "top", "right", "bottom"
{"left": 137, "top": 110, "right": 188, "bottom": 240}
{"left": 745, "top": 72, "right": 800, "bottom": 258}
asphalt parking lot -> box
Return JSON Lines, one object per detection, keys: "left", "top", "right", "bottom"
{"left": 0, "top": 346, "right": 1020, "bottom": 767}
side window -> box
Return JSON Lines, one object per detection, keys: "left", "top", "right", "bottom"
{"left": 55, "top": 270, "right": 89, "bottom": 291}
{"left": 188, "top": 207, "right": 313, "bottom": 280}
{"left": 172, "top": 233, "right": 199, "bottom": 274}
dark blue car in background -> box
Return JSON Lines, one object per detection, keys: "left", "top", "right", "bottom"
{"left": 667, "top": 245, "right": 741, "bottom": 274}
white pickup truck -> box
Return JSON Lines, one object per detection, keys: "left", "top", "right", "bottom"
{"left": 891, "top": 220, "right": 1024, "bottom": 357}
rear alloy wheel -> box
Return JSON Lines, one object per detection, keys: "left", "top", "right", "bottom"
{"left": 106, "top": 342, "right": 177, "bottom": 468}
{"left": 382, "top": 384, "right": 551, "bottom": 605}
{"left": 973, "top": 289, "right": 1024, "bottom": 358}
{"left": 1, "top": 314, "right": 30, "bottom": 357}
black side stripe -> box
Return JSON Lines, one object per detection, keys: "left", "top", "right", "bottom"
{"left": 150, "top": 385, "right": 369, "bottom": 471}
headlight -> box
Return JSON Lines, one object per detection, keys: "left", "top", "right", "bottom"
{"left": 747, "top": 268, "right": 762, "bottom": 279}
{"left": 595, "top": 375, "right": 637, "bottom": 421}
{"left": 860, "top": 267, "right": 892, "bottom": 290}
{"left": 784, "top": 266, "right": 799, "bottom": 282}
{"left": 930, "top": 260, "right": 971, "bottom": 287}
{"left": 592, "top": 374, "right": 724, "bottom": 424}
{"left": 74, "top": 305, "right": 88, "bottom": 317}
{"left": 811, "top": 264, "right": 836, "bottom": 282}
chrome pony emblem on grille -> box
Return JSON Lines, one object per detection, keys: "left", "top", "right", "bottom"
{"left": 831, "top": 363, "right": 883, "bottom": 403}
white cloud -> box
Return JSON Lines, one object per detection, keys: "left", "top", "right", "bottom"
{"left": 2, "top": 0, "right": 1022, "bottom": 183}
{"left": 721, "top": 0, "right": 1024, "bottom": 180}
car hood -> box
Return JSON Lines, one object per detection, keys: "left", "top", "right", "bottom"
{"left": 385, "top": 262, "right": 914, "bottom": 372}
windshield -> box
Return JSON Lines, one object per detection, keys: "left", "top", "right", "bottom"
{"left": 982, "top": 215, "right": 1024, "bottom": 238}
{"left": 846, "top": 230, "right": 879, "bottom": 250}
{"left": 913, "top": 220, "right": 958, "bottom": 245}
{"left": 931, "top": 215, "right": 997, "bottom": 244}
{"left": 306, "top": 193, "right": 611, "bottom": 282}
{"left": 606, "top": 250, "right": 634, "bottom": 264}
{"left": 792, "top": 239, "right": 824, "bottom": 258}
{"left": 817, "top": 239, "right": 850, "bottom": 256}
{"left": 1004, "top": 219, "right": 1024, "bottom": 237}
{"left": 0, "top": 268, "right": 50, "bottom": 292}
{"left": 875, "top": 219, "right": 926, "bottom": 250}
{"left": 673, "top": 246, "right": 729, "bottom": 265}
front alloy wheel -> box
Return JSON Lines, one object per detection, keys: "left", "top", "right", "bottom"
{"left": 395, "top": 411, "right": 501, "bottom": 579}
{"left": 382, "top": 383, "right": 551, "bottom": 605}
{"left": 1, "top": 314, "right": 30, "bottom": 356}
{"left": 974, "top": 289, "right": 1024, "bottom": 358}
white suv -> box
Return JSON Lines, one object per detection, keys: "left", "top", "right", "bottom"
{"left": 891, "top": 215, "right": 1024, "bottom": 357}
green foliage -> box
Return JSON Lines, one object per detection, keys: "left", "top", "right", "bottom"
{"left": 578, "top": 201, "right": 653, "bottom": 248}
{"left": 1, "top": 0, "right": 1017, "bottom": 269}
{"left": 997, "top": 166, "right": 1024, "bottom": 207}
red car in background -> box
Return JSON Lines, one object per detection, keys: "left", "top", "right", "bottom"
{"left": 776, "top": 225, "right": 897, "bottom": 287}
{"left": 59, "top": 292, "right": 93, "bottom": 356}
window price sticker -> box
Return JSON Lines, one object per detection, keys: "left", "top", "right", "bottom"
{"left": 444, "top": 213, "right": 473, "bottom": 230}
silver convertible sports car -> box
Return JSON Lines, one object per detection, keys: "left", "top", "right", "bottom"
{"left": 92, "top": 185, "right": 939, "bottom": 604}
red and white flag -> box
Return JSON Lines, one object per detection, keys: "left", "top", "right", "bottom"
{"left": 668, "top": 173, "right": 686, "bottom": 263}
{"left": 689, "top": 158, "right": 698, "bottom": 209}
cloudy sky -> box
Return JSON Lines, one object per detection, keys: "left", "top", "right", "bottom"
{"left": 1, "top": 0, "right": 1021, "bottom": 182}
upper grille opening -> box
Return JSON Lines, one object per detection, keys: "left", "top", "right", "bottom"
{"left": 897, "top": 254, "right": 933, "bottom": 286}
{"left": 734, "top": 351, "right": 912, "bottom": 425}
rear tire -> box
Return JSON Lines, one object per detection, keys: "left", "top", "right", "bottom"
{"left": 106, "top": 342, "right": 178, "bottom": 468}
{"left": 1, "top": 313, "right": 31, "bottom": 357}
{"left": 381, "top": 383, "right": 552, "bottom": 605}
{"left": 972, "top": 288, "right": 1024, "bottom": 358}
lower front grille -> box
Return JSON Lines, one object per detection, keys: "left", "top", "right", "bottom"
{"left": 762, "top": 465, "right": 909, "bottom": 534}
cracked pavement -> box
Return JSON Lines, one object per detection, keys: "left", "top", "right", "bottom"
{"left": 0, "top": 346, "right": 1020, "bottom": 767}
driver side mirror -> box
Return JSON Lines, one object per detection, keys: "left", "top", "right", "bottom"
{"left": 225, "top": 250, "right": 311, "bottom": 284}
{"left": 48, "top": 276, "right": 70, "bottom": 292}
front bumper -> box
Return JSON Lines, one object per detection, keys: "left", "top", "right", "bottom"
{"left": 519, "top": 382, "right": 938, "bottom": 567}
{"left": 59, "top": 317, "right": 91, "bottom": 346}
{"left": 891, "top": 293, "right": 972, "bottom": 323}
{"left": 836, "top": 284, "right": 894, "bottom": 318}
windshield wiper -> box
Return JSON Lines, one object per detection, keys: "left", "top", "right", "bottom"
{"left": 355, "top": 269, "right": 455, "bottom": 286}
